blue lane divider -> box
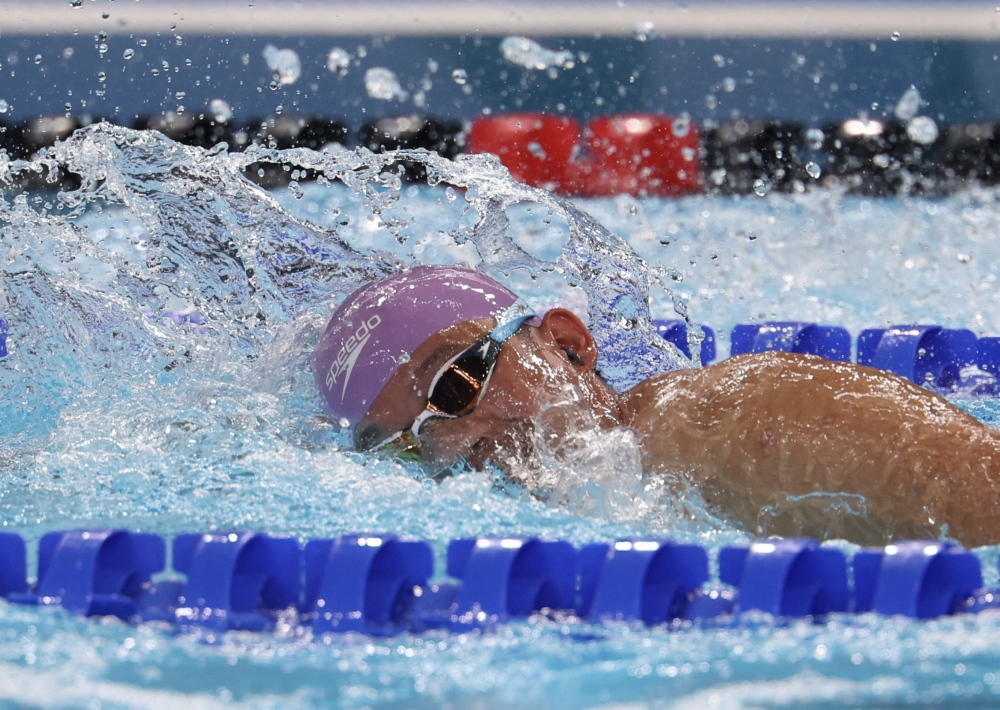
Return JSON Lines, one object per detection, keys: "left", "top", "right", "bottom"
{"left": 719, "top": 538, "right": 850, "bottom": 617}
{"left": 857, "top": 326, "right": 978, "bottom": 389}
{"left": 0, "top": 317, "right": 7, "bottom": 358}
{"left": 653, "top": 320, "right": 716, "bottom": 365}
{"left": 852, "top": 541, "right": 982, "bottom": 619}
{"left": 0, "top": 533, "right": 27, "bottom": 598}
{"left": 447, "top": 537, "right": 576, "bottom": 629}
{"left": 302, "top": 534, "right": 433, "bottom": 634}
{"left": 578, "top": 539, "right": 708, "bottom": 624}
{"left": 730, "top": 322, "right": 852, "bottom": 362}
{"left": 2, "top": 530, "right": 999, "bottom": 633}
{"left": 8, "top": 530, "right": 164, "bottom": 619}
{"left": 172, "top": 532, "right": 300, "bottom": 631}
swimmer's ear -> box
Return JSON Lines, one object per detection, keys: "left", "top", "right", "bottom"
{"left": 538, "top": 308, "right": 598, "bottom": 370}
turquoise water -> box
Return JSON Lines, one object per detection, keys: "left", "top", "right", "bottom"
{"left": 3, "top": 126, "right": 1000, "bottom": 708}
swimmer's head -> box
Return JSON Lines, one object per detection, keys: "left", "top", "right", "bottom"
{"left": 314, "top": 265, "right": 526, "bottom": 428}
{"left": 315, "top": 265, "right": 622, "bottom": 473}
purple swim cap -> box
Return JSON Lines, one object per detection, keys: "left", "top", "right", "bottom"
{"left": 314, "top": 265, "right": 520, "bottom": 428}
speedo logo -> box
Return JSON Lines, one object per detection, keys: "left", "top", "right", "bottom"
{"left": 325, "top": 315, "right": 382, "bottom": 401}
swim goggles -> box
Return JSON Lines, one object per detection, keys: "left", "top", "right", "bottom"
{"left": 367, "top": 301, "right": 538, "bottom": 462}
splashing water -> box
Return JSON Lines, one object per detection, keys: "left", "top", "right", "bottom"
{"left": 3, "top": 124, "right": 1000, "bottom": 708}
{"left": 0, "top": 123, "right": 689, "bottom": 528}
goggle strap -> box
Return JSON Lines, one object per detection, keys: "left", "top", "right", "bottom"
{"left": 489, "top": 300, "right": 538, "bottom": 343}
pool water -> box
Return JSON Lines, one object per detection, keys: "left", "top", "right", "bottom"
{"left": 3, "top": 125, "right": 1000, "bottom": 708}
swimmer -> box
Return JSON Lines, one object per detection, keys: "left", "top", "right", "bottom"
{"left": 315, "top": 265, "right": 1000, "bottom": 547}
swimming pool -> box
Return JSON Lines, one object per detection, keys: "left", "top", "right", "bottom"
{"left": 1, "top": 123, "right": 1000, "bottom": 708}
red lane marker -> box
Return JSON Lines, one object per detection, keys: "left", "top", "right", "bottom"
{"left": 468, "top": 112, "right": 702, "bottom": 197}
{"left": 580, "top": 114, "right": 701, "bottom": 197}
{"left": 466, "top": 113, "right": 582, "bottom": 194}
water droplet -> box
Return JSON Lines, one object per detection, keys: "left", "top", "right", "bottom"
{"left": 633, "top": 20, "right": 656, "bottom": 41}
{"left": 97, "top": 71, "right": 106, "bottom": 82}
{"left": 713, "top": 54, "right": 726, "bottom": 68}
{"left": 98, "top": 43, "right": 108, "bottom": 57}
{"left": 526, "top": 141, "right": 547, "bottom": 159}
{"left": 262, "top": 44, "right": 301, "bottom": 85}
{"left": 445, "top": 186, "right": 457, "bottom": 202}
{"left": 891, "top": 31, "right": 900, "bottom": 41}
{"left": 338, "top": 417, "right": 350, "bottom": 429}
{"left": 681, "top": 147, "right": 696, "bottom": 161}
{"left": 364, "top": 67, "right": 407, "bottom": 101}
{"left": 722, "top": 77, "right": 736, "bottom": 93}
{"left": 427, "top": 59, "right": 439, "bottom": 73}
{"left": 805, "top": 161, "right": 822, "bottom": 179}
{"left": 907, "top": 115, "right": 939, "bottom": 145}
{"left": 704, "top": 94, "right": 717, "bottom": 110}
{"left": 268, "top": 79, "right": 279, "bottom": 91}
{"left": 33, "top": 54, "right": 42, "bottom": 65}
{"left": 69, "top": 0, "right": 82, "bottom": 7}
{"left": 175, "top": 91, "right": 186, "bottom": 100}
{"left": 138, "top": 39, "right": 147, "bottom": 47}
{"left": 97, "top": 30, "right": 108, "bottom": 41}
{"left": 122, "top": 48, "right": 135, "bottom": 60}
{"left": 671, "top": 114, "right": 691, "bottom": 138}
{"left": 806, "top": 127, "right": 824, "bottom": 149}
{"left": 326, "top": 47, "right": 350, "bottom": 76}
{"left": 102, "top": 11, "right": 109, "bottom": 19}
{"left": 209, "top": 98, "right": 232, "bottom": 123}
{"left": 957, "top": 252, "right": 972, "bottom": 263}
{"left": 752, "top": 178, "right": 771, "bottom": 196}
{"left": 0, "top": 100, "right": 9, "bottom": 114}
{"left": 452, "top": 68, "right": 468, "bottom": 85}
{"left": 894, "top": 86, "right": 921, "bottom": 121}
{"left": 747, "top": 231, "right": 758, "bottom": 241}
{"left": 499, "top": 36, "right": 575, "bottom": 70}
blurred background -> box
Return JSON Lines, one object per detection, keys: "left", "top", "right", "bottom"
{"left": 3, "top": 0, "right": 1000, "bottom": 127}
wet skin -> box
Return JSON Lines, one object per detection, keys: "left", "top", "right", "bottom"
{"left": 356, "top": 308, "right": 1000, "bottom": 546}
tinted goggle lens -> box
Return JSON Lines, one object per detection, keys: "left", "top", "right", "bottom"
{"left": 428, "top": 355, "right": 492, "bottom": 416}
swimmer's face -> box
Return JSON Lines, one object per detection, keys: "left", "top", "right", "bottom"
{"left": 355, "top": 308, "right": 617, "bottom": 474}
